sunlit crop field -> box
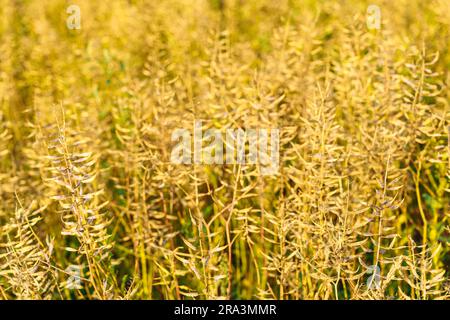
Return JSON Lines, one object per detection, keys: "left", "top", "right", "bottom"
{"left": 0, "top": 0, "right": 449, "bottom": 300}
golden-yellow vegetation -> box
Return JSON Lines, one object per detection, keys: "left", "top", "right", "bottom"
{"left": 0, "top": 0, "right": 449, "bottom": 299}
